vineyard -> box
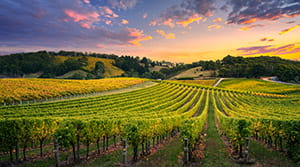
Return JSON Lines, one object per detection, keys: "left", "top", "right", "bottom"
{"left": 0, "top": 79, "right": 299, "bottom": 166}
{"left": 0, "top": 78, "right": 146, "bottom": 104}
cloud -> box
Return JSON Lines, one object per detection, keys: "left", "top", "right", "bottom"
{"left": 226, "top": 0, "right": 300, "bottom": 25}
{"left": 96, "top": 44, "right": 106, "bottom": 48}
{"left": 121, "top": 19, "right": 129, "bottom": 24}
{"left": 127, "top": 28, "right": 152, "bottom": 46}
{"left": 279, "top": 24, "right": 300, "bottom": 35}
{"left": 260, "top": 37, "right": 275, "bottom": 42}
{"left": 64, "top": 9, "right": 100, "bottom": 29}
{"left": 208, "top": 24, "right": 221, "bottom": 31}
{"left": 151, "top": 0, "right": 215, "bottom": 28}
{"left": 83, "top": 0, "right": 90, "bottom": 4}
{"left": 143, "top": 13, "right": 148, "bottom": 19}
{"left": 176, "top": 14, "right": 202, "bottom": 27}
{"left": 239, "top": 24, "right": 264, "bottom": 31}
{"left": 0, "top": 0, "right": 150, "bottom": 48}
{"left": 237, "top": 43, "right": 300, "bottom": 56}
{"left": 156, "top": 30, "right": 176, "bottom": 39}
{"left": 98, "top": 6, "right": 119, "bottom": 18}
{"left": 108, "top": 0, "right": 138, "bottom": 10}
{"left": 286, "top": 21, "right": 295, "bottom": 24}
{"left": 213, "top": 17, "right": 222, "bottom": 23}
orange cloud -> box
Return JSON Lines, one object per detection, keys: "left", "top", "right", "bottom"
{"left": 176, "top": 14, "right": 202, "bottom": 27}
{"left": 121, "top": 19, "right": 129, "bottom": 24}
{"left": 208, "top": 24, "right": 221, "bottom": 31}
{"left": 156, "top": 30, "right": 175, "bottom": 39}
{"left": 213, "top": 17, "right": 222, "bottom": 23}
{"left": 240, "top": 18, "right": 257, "bottom": 24}
{"left": 105, "top": 20, "right": 112, "bottom": 25}
{"left": 279, "top": 24, "right": 300, "bottom": 35}
{"left": 83, "top": 0, "right": 90, "bottom": 4}
{"left": 239, "top": 24, "right": 264, "bottom": 31}
{"left": 127, "top": 28, "right": 152, "bottom": 46}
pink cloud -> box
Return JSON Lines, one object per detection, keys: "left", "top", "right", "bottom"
{"left": 99, "top": 6, "right": 119, "bottom": 18}
{"left": 149, "top": 20, "right": 157, "bottom": 26}
{"left": 143, "top": 13, "right": 148, "bottom": 19}
{"left": 64, "top": 9, "right": 100, "bottom": 29}
{"left": 162, "top": 18, "right": 175, "bottom": 28}
{"left": 83, "top": 0, "right": 90, "bottom": 4}
{"left": 96, "top": 44, "right": 106, "bottom": 48}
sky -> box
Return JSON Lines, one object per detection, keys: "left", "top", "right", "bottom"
{"left": 0, "top": 0, "right": 300, "bottom": 63}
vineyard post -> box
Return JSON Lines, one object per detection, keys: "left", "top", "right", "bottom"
{"left": 54, "top": 137, "right": 60, "bottom": 167}
{"left": 122, "top": 139, "right": 127, "bottom": 165}
{"left": 244, "top": 138, "right": 250, "bottom": 162}
{"left": 184, "top": 138, "right": 189, "bottom": 164}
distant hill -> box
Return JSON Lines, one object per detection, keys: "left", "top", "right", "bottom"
{"left": 54, "top": 56, "right": 124, "bottom": 77}
{"left": 170, "top": 67, "right": 216, "bottom": 80}
{"left": 0, "top": 51, "right": 124, "bottom": 79}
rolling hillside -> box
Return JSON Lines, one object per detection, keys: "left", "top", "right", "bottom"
{"left": 55, "top": 56, "right": 124, "bottom": 77}
{"left": 170, "top": 66, "right": 216, "bottom": 79}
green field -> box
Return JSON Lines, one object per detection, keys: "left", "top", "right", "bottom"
{"left": 218, "top": 78, "right": 300, "bottom": 95}
{"left": 0, "top": 78, "right": 299, "bottom": 167}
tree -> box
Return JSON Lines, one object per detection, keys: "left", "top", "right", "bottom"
{"left": 94, "top": 61, "right": 105, "bottom": 78}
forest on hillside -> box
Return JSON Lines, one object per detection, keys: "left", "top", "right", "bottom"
{"left": 0, "top": 51, "right": 299, "bottom": 82}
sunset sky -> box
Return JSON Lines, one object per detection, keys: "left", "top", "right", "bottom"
{"left": 0, "top": 0, "right": 300, "bottom": 63}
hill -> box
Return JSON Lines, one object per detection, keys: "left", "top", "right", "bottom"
{"left": 55, "top": 56, "right": 124, "bottom": 77}
{"left": 169, "top": 66, "right": 216, "bottom": 80}
{"left": 0, "top": 51, "right": 124, "bottom": 79}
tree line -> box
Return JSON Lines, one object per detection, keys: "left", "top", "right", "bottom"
{"left": 0, "top": 51, "right": 299, "bottom": 82}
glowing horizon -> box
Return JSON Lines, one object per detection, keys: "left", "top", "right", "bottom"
{"left": 0, "top": 0, "right": 300, "bottom": 63}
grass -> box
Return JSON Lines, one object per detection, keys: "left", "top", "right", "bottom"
{"left": 248, "top": 141, "right": 298, "bottom": 167}
{"left": 201, "top": 101, "right": 235, "bottom": 167}
{"left": 134, "top": 137, "right": 182, "bottom": 167}
{"left": 218, "top": 78, "right": 300, "bottom": 95}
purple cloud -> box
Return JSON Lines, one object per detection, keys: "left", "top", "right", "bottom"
{"left": 108, "top": 0, "right": 139, "bottom": 10}
{"left": 226, "top": 0, "right": 300, "bottom": 25}
{"left": 0, "top": 0, "right": 149, "bottom": 49}
{"left": 151, "top": 0, "right": 215, "bottom": 28}
{"left": 237, "top": 43, "right": 300, "bottom": 55}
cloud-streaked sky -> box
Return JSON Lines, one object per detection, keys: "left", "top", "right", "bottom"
{"left": 0, "top": 0, "right": 300, "bottom": 62}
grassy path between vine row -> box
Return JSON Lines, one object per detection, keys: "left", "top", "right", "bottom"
{"left": 134, "top": 137, "right": 183, "bottom": 167}
{"left": 201, "top": 101, "right": 237, "bottom": 167}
